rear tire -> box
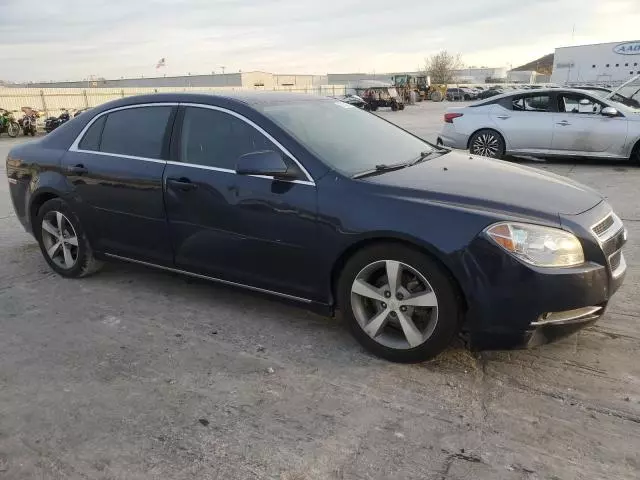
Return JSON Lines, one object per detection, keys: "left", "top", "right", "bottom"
{"left": 35, "top": 198, "right": 103, "bottom": 278}
{"left": 469, "top": 129, "right": 506, "bottom": 159}
{"left": 631, "top": 141, "right": 640, "bottom": 166}
{"left": 337, "top": 243, "right": 461, "bottom": 363}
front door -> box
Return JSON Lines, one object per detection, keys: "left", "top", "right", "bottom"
{"left": 551, "top": 92, "right": 629, "bottom": 156}
{"left": 490, "top": 93, "right": 554, "bottom": 152}
{"left": 62, "top": 105, "right": 176, "bottom": 264}
{"left": 163, "top": 105, "right": 319, "bottom": 300}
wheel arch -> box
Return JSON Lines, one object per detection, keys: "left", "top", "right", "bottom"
{"left": 28, "top": 188, "right": 63, "bottom": 228}
{"left": 329, "top": 234, "right": 468, "bottom": 314}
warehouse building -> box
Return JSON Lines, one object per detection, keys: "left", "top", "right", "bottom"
{"left": 551, "top": 40, "right": 640, "bottom": 85}
{"left": 13, "top": 71, "right": 328, "bottom": 89}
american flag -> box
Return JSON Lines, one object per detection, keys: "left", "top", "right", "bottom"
{"left": 156, "top": 58, "right": 166, "bottom": 69}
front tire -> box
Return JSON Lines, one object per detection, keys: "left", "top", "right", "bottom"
{"left": 7, "top": 121, "right": 19, "bottom": 137}
{"left": 35, "top": 198, "right": 103, "bottom": 278}
{"left": 337, "top": 244, "right": 461, "bottom": 363}
{"left": 469, "top": 129, "right": 505, "bottom": 159}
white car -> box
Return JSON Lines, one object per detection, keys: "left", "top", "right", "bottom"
{"left": 438, "top": 76, "right": 640, "bottom": 163}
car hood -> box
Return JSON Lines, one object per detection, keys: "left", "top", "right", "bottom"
{"left": 362, "top": 151, "right": 603, "bottom": 218}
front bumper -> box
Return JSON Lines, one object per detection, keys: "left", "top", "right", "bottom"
{"left": 461, "top": 207, "right": 626, "bottom": 350}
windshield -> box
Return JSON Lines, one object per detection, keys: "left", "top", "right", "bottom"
{"left": 259, "top": 100, "right": 435, "bottom": 175}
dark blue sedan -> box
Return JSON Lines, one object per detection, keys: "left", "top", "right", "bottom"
{"left": 5, "top": 92, "right": 627, "bottom": 362}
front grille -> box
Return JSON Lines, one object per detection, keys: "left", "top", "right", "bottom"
{"left": 592, "top": 215, "right": 614, "bottom": 236}
{"left": 591, "top": 212, "right": 626, "bottom": 275}
{"left": 602, "top": 230, "right": 625, "bottom": 257}
{"left": 609, "top": 251, "right": 622, "bottom": 271}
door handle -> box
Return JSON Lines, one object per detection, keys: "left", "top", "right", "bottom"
{"left": 166, "top": 178, "right": 198, "bottom": 191}
{"left": 556, "top": 120, "right": 571, "bottom": 126}
{"left": 496, "top": 115, "right": 511, "bottom": 119}
{"left": 67, "top": 164, "right": 88, "bottom": 174}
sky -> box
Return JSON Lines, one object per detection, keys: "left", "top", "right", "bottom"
{"left": 1, "top": 0, "right": 639, "bottom": 82}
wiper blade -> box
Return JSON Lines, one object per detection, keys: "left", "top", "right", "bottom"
{"left": 352, "top": 163, "right": 409, "bottom": 179}
{"left": 352, "top": 150, "right": 446, "bottom": 179}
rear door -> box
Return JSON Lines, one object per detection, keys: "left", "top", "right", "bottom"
{"left": 490, "top": 93, "right": 554, "bottom": 152}
{"left": 63, "top": 104, "right": 176, "bottom": 264}
{"left": 551, "top": 92, "right": 629, "bottom": 156}
{"left": 163, "top": 105, "right": 319, "bottom": 300}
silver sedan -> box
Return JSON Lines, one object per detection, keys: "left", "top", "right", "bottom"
{"left": 438, "top": 80, "right": 640, "bottom": 164}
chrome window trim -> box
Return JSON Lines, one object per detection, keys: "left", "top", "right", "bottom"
{"left": 104, "top": 253, "right": 313, "bottom": 304}
{"left": 164, "top": 161, "right": 314, "bottom": 186}
{"left": 180, "top": 103, "right": 315, "bottom": 185}
{"left": 69, "top": 102, "right": 178, "bottom": 152}
{"left": 68, "top": 101, "right": 316, "bottom": 186}
{"left": 71, "top": 149, "right": 167, "bottom": 164}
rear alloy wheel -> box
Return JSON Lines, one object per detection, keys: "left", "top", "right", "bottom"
{"left": 338, "top": 244, "right": 460, "bottom": 362}
{"left": 41, "top": 210, "right": 80, "bottom": 270}
{"left": 35, "top": 198, "right": 103, "bottom": 278}
{"left": 469, "top": 129, "right": 505, "bottom": 159}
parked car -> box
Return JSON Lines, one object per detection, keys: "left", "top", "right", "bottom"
{"left": 6, "top": 92, "right": 626, "bottom": 363}
{"left": 357, "top": 86, "right": 405, "bottom": 111}
{"left": 438, "top": 87, "right": 640, "bottom": 163}
{"left": 476, "top": 88, "right": 503, "bottom": 99}
{"left": 446, "top": 88, "right": 473, "bottom": 101}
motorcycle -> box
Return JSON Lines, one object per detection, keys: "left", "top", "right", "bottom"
{"left": 44, "top": 109, "right": 70, "bottom": 133}
{"left": 20, "top": 107, "right": 39, "bottom": 136}
{"left": 0, "top": 109, "right": 20, "bottom": 138}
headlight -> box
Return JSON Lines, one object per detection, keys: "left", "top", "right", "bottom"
{"left": 485, "top": 222, "right": 584, "bottom": 267}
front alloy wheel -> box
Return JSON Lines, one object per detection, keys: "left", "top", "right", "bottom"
{"left": 351, "top": 260, "right": 438, "bottom": 350}
{"left": 338, "top": 244, "right": 461, "bottom": 362}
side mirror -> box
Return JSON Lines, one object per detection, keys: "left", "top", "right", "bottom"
{"left": 601, "top": 106, "right": 619, "bottom": 117}
{"left": 236, "top": 150, "right": 293, "bottom": 178}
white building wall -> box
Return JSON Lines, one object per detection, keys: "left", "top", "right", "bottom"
{"left": 551, "top": 40, "right": 640, "bottom": 85}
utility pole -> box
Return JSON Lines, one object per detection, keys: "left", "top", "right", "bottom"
{"left": 220, "top": 66, "right": 226, "bottom": 75}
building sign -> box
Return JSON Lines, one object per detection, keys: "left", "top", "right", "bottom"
{"left": 556, "top": 62, "right": 574, "bottom": 69}
{"left": 613, "top": 41, "right": 640, "bottom": 55}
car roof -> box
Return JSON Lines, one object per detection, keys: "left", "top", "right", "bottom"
{"left": 91, "top": 91, "right": 329, "bottom": 111}
{"left": 471, "top": 87, "right": 608, "bottom": 106}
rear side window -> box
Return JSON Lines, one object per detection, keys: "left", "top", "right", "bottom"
{"left": 99, "top": 107, "right": 172, "bottom": 159}
{"left": 78, "top": 115, "right": 106, "bottom": 151}
{"left": 180, "top": 107, "right": 302, "bottom": 176}
{"left": 512, "top": 95, "right": 550, "bottom": 112}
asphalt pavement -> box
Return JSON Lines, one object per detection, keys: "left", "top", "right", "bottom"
{"left": 0, "top": 102, "right": 639, "bottom": 479}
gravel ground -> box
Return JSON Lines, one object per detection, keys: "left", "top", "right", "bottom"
{"left": 0, "top": 101, "right": 639, "bottom": 480}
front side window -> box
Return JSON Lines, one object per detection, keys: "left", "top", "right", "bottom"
{"left": 180, "top": 107, "right": 303, "bottom": 177}
{"left": 558, "top": 94, "right": 603, "bottom": 114}
{"left": 259, "top": 100, "right": 435, "bottom": 176}
{"left": 99, "top": 106, "right": 172, "bottom": 159}
{"left": 512, "top": 95, "right": 550, "bottom": 112}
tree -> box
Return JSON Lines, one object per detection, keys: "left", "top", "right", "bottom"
{"left": 425, "top": 51, "right": 463, "bottom": 84}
